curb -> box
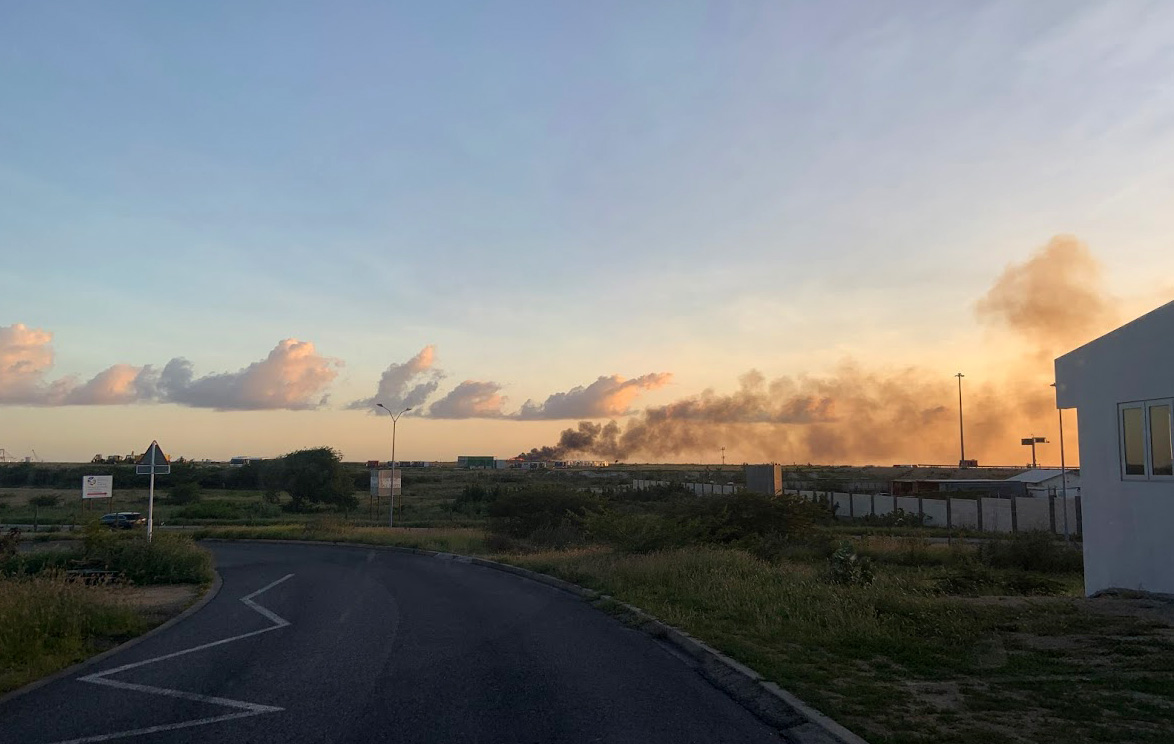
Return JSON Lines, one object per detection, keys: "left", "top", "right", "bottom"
{"left": 0, "top": 571, "right": 224, "bottom": 706}
{"left": 200, "top": 538, "right": 868, "bottom": 744}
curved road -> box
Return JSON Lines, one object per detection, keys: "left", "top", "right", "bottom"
{"left": 3, "top": 542, "right": 782, "bottom": 744}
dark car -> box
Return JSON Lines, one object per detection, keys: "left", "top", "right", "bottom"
{"left": 100, "top": 512, "right": 145, "bottom": 530}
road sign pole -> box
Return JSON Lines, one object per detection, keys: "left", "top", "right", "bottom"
{"left": 148, "top": 468, "right": 155, "bottom": 542}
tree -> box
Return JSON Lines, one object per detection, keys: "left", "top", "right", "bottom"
{"left": 29, "top": 494, "right": 60, "bottom": 533}
{"left": 267, "top": 447, "right": 357, "bottom": 513}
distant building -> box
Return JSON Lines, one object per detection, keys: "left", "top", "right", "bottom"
{"left": 457, "top": 456, "right": 496, "bottom": 469}
{"left": 1056, "top": 300, "right": 1174, "bottom": 595}
{"left": 890, "top": 479, "right": 1027, "bottom": 498}
{"left": 1004, "top": 469, "right": 1080, "bottom": 498}
{"left": 744, "top": 464, "right": 782, "bottom": 495}
{"left": 229, "top": 456, "right": 264, "bottom": 466}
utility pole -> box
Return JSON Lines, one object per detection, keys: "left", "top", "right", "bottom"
{"left": 955, "top": 373, "right": 966, "bottom": 467}
{"left": 721, "top": 447, "right": 726, "bottom": 467}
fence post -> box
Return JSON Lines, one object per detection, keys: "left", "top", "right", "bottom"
{"left": 977, "top": 498, "right": 984, "bottom": 532}
{"left": 848, "top": 492, "right": 854, "bottom": 519}
{"left": 870, "top": 492, "right": 876, "bottom": 518}
{"left": 918, "top": 495, "right": 924, "bottom": 524}
{"left": 1048, "top": 491, "right": 1056, "bottom": 534}
{"left": 946, "top": 496, "right": 953, "bottom": 545}
{"left": 1011, "top": 497, "right": 1018, "bottom": 534}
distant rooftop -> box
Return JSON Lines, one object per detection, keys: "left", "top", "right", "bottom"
{"left": 1005, "top": 469, "right": 1078, "bottom": 484}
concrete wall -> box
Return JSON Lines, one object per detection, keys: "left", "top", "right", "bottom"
{"left": 921, "top": 499, "right": 948, "bottom": 526}
{"left": 1056, "top": 300, "right": 1174, "bottom": 595}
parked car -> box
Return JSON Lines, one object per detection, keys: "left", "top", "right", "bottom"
{"left": 100, "top": 512, "right": 145, "bottom": 530}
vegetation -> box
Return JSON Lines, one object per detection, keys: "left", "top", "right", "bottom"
{"left": 0, "top": 574, "right": 146, "bottom": 694}
{"left": 1, "top": 527, "right": 214, "bottom": 585}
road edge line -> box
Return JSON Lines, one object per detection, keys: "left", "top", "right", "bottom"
{"left": 197, "top": 537, "right": 869, "bottom": 744}
{"left": 0, "top": 571, "right": 224, "bottom": 706}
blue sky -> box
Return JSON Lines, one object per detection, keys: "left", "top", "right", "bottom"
{"left": 3, "top": 1, "right": 1173, "bottom": 464}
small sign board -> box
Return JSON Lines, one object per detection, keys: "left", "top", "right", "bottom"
{"left": 82, "top": 475, "right": 113, "bottom": 499}
{"left": 136, "top": 441, "right": 171, "bottom": 475}
{"left": 370, "top": 469, "right": 402, "bottom": 498}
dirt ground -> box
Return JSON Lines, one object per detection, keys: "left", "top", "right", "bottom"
{"left": 107, "top": 585, "right": 202, "bottom": 625}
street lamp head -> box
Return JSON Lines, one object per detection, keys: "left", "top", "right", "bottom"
{"left": 376, "top": 403, "right": 388, "bottom": 411}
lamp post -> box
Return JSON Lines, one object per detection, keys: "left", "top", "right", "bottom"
{"left": 1051, "top": 383, "right": 1070, "bottom": 542}
{"left": 376, "top": 403, "right": 411, "bottom": 528}
{"left": 1020, "top": 435, "right": 1048, "bottom": 469}
{"left": 955, "top": 373, "right": 966, "bottom": 467}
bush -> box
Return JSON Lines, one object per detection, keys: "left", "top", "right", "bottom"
{"left": 80, "top": 530, "right": 214, "bottom": 584}
{"left": 167, "top": 483, "right": 202, "bottom": 505}
{"left": 828, "top": 542, "right": 874, "bottom": 586}
{"left": 978, "top": 531, "right": 1083, "bottom": 574}
{"left": 487, "top": 487, "right": 600, "bottom": 546}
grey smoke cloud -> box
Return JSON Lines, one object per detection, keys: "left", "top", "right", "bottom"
{"left": 348, "top": 345, "right": 444, "bottom": 412}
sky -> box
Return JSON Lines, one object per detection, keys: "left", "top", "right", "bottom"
{"left": 3, "top": 1, "right": 1174, "bottom": 466}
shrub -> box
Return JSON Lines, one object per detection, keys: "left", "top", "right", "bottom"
{"left": 861, "top": 507, "right": 927, "bottom": 528}
{"left": 828, "top": 542, "right": 874, "bottom": 586}
{"left": 933, "top": 561, "right": 1066, "bottom": 596}
{"left": 80, "top": 530, "right": 214, "bottom": 584}
{"left": 167, "top": 483, "right": 202, "bottom": 505}
{"left": 978, "top": 531, "right": 1083, "bottom": 574}
{"left": 487, "top": 487, "right": 599, "bottom": 545}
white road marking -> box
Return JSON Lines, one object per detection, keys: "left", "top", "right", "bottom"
{"left": 45, "top": 573, "right": 295, "bottom": 744}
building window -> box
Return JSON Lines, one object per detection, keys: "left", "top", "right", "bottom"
{"left": 1119, "top": 400, "right": 1174, "bottom": 480}
{"left": 1150, "top": 403, "right": 1173, "bottom": 476}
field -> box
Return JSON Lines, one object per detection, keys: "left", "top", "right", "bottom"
{"left": 5, "top": 462, "right": 1172, "bottom": 742}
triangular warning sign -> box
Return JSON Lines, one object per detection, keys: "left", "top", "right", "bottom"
{"left": 136, "top": 441, "right": 170, "bottom": 466}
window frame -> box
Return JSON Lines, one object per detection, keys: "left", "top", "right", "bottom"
{"left": 1146, "top": 398, "right": 1174, "bottom": 480}
{"left": 1118, "top": 399, "right": 1174, "bottom": 481}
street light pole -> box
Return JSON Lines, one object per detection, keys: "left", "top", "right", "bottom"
{"left": 376, "top": 403, "right": 411, "bottom": 528}
{"left": 955, "top": 373, "right": 966, "bottom": 467}
{"left": 1052, "top": 383, "right": 1070, "bottom": 542}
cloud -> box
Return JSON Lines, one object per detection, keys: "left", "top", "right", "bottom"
{"left": 0, "top": 327, "right": 340, "bottom": 410}
{"left": 348, "top": 346, "right": 444, "bottom": 411}
{"left": 427, "top": 380, "right": 507, "bottom": 419}
{"left": 515, "top": 373, "right": 672, "bottom": 420}
{"left": 160, "top": 339, "right": 341, "bottom": 410}
{"left": 63, "top": 364, "right": 158, "bottom": 405}
{"left": 0, "top": 323, "right": 59, "bottom": 404}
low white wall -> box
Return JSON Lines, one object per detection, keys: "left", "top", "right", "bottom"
{"left": 873, "top": 495, "right": 894, "bottom": 516}
{"left": 851, "top": 494, "right": 871, "bottom": 517}
{"left": 950, "top": 499, "right": 979, "bottom": 528}
{"left": 894, "top": 496, "right": 920, "bottom": 515}
{"left": 832, "top": 493, "right": 851, "bottom": 518}
{"left": 921, "top": 499, "right": 948, "bottom": 526}
{"left": 980, "top": 499, "right": 1014, "bottom": 533}
{"left": 1017, "top": 498, "right": 1051, "bottom": 531}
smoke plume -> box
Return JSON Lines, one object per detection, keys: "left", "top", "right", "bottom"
{"left": 976, "top": 235, "right": 1117, "bottom": 356}
{"left": 349, "top": 345, "right": 444, "bottom": 411}
{"left": 526, "top": 235, "right": 1126, "bottom": 465}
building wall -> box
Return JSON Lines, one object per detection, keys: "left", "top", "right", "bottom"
{"left": 1056, "top": 302, "right": 1174, "bottom": 595}
{"left": 744, "top": 464, "right": 782, "bottom": 495}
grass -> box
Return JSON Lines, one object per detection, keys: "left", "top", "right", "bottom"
{"left": 2, "top": 530, "right": 215, "bottom": 585}
{"left": 495, "top": 546, "right": 1171, "bottom": 744}
{"left": 191, "top": 522, "right": 490, "bottom": 555}
{"left": 0, "top": 574, "right": 148, "bottom": 695}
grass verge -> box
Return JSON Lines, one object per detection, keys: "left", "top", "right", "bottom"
{"left": 191, "top": 522, "right": 489, "bottom": 555}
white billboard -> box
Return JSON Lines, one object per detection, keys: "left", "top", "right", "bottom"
{"left": 370, "top": 470, "right": 402, "bottom": 498}
{"left": 82, "top": 475, "right": 114, "bottom": 500}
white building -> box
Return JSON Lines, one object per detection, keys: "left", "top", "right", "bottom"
{"left": 1004, "top": 469, "right": 1080, "bottom": 498}
{"left": 1055, "top": 301, "right": 1174, "bottom": 596}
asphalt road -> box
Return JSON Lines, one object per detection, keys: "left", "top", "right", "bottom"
{"left": 2, "top": 542, "right": 783, "bottom": 744}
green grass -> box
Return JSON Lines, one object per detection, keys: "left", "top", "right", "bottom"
{"left": 2, "top": 531, "right": 215, "bottom": 585}
{"left": 191, "top": 522, "right": 490, "bottom": 555}
{"left": 0, "top": 574, "right": 147, "bottom": 694}
{"left": 495, "top": 546, "right": 1171, "bottom": 744}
